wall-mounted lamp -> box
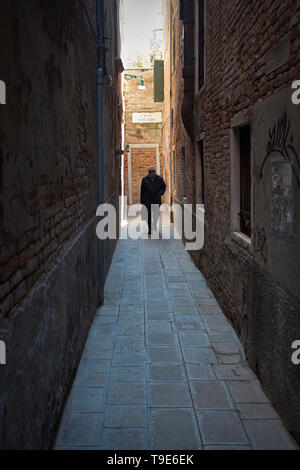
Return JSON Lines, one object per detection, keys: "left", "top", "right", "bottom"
{"left": 124, "top": 73, "right": 146, "bottom": 90}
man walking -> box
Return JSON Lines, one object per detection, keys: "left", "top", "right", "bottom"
{"left": 141, "top": 166, "right": 166, "bottom": 235}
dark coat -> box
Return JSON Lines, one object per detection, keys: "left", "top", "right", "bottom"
{"left": 140, "top": 174, "right": 166, "bottom": 206}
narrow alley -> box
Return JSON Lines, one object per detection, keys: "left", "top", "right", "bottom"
{"left": 55, "top": 223, "right": 297, "bottom": 450}
{"left": 0, "top": 0, "right": 300, "bottom": 455}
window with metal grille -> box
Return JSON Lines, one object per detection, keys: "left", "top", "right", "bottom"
{"left": 239, "top": 125, "right": 251, "bottom": 237}
{"left": 181, "top": 147, "right": 186, "bottom": 196}
{"left": 196, "top": 140, "right": 205, "bottom": 205}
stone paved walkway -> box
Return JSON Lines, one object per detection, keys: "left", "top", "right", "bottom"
{"left": 55, "top": 230, "right": 297, "bottom": 450}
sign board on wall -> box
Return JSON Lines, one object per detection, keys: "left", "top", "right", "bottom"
{"left": 132, "top": 112, "right": 162, "bottom": 124}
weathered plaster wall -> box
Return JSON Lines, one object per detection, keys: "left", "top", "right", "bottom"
{"left": 246, "top": 86, "right": 300, "bottom": 441}
{"left": 0, "top": 220, "right": 97, "bottom": 449}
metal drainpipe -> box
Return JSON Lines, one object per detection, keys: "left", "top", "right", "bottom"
{"left": 169, "top": 1, "right": 173, "bottom": 210}
{"left": 96, "top": 0, "right": 104, "bottom": 305}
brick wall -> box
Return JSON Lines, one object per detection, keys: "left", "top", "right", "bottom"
{"left": 163, "top": 0, "right": 300, "bottom": 443}
{"left": 131, "top": 148, "right": 157, "bottom": 204}
{"left": 0, "top": 0, "right": 122, "bottom": 449}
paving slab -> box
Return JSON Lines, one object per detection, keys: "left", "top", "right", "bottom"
{"left": 151, "top": 409, "right": 202, "bottom": 450}
{"left": 185, "top": 363, "right": 216, "bottom": 381}
{"left": 119, "top": 307, "right": 144, "bottom": 316}
{"left": 147, "top": 333, "right": 179, "bottom": 346}
{"left": 108, "top": 383, "right": 146, "bottom": 404}
{"left": 173, "top": 305, "right": 199, "bottom": 315}
{"left": 56, "top": 413, "right": 104, "bottom": 448}
{"left": 112, "top": 353, "right": 145, "bottom": 367}
{"left": 226, "top": 379, "right": 270, "bottom": 404}
{"left": 190, "top": 381, "right": 235, "bottom": 410}
{"left": 146, "top": 320, "right": 173, "bottom": 332}
{"left": 101, "top": 428, "right": 148, "bottom": 450}
{"left": 110, "top": 367, "right": 146, "bottom": 383}
{"left": 149, "top": 383, "right": 193, "bottom": 407}
{"left": 148, "top": 346, "right": 182, "bottom": 364}
{"left": 105, "top": 405, "right": 147, "bottom": 428}
{"left": 197, "top": 411, "right": 250, "bottom": 446}
{"left": 118, "top": 314, "right": 144, "bottom": 325}
{"left": 182, "top": 347, "right": 218, "bottom": 365}
{"left": 116, "top": 323, "right": 144, "bottom": 336}
{"left": 114, "top": 336, "right": 145, "bottom": 354}
{"left": 179, "top": 332, "right": 211, "bottom": 347}
{"left": 149, "top": 365, "right": 187, "bottom": 382}
{"left": 146, "top": 311, "right": 174, "bottom": 321}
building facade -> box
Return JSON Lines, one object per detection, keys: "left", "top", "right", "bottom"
{"left": 162, "top": 0, "right": 300, "bottom": 443}
{"left": 0, "top": 0, "right": 122, "bottom": 449}
{"left": 124, "top": 68, "right": 164, "bottom": 205}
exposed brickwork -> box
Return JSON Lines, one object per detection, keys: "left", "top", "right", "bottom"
{"left": 0, "top": 1, "right": 123, "bottom": 319}
{"left": 131, "top": 148, "right": 157, "bottom": 204}
{"left": 195, "top": 0, "right": 300, "bottom": 339}
{"left": 0, "top": 2, "right": 97, "bottom": 319}
{"left": 162, "top": 0, "right": 300, "bottom": 444}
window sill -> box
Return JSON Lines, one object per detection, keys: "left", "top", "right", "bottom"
{"left": 232, "top": 231, "right": 252, "bottom": 251}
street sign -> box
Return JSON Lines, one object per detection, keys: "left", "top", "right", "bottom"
{"left": 132, "top": 112, "right": 162, "bottom": 124}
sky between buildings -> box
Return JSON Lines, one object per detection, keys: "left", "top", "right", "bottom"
{"left": 121, "top": 0, "right": 164, "bottom": 68}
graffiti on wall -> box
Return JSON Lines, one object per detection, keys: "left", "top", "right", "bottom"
{"left": 254, "top": 225, "right": 268, "bottom": 264}
{"left": 259, "top": 112, "right": 299, "bottom": 240}
{"left": 259, "top": 112, "right": 300, "bottom": 188}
